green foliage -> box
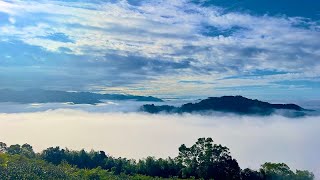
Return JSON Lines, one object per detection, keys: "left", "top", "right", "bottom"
{"left": 0, "top": 153, "right": 70, "bottom": 179}
{"left": 6, "top": 144, "right": 35, "bottom": 158}
{"left": 295, "top": 170, "right": 315, "bottom": 180}
{"left": 0, "top": 142, "right": 7, "bottom": 153}
{"left": 177, "top": 137, "right": 241, "bottom": 179}
{"left": 241, "top": 168, "right": 263, "bottom": 180}
{"left": 260, "top": 162, "right": 315, "bottom": 180}
{"left": 6, "top": 145, "right": 21, "bottom": 155}
{"left": 0, "top": 139, "right": 315, "bottom": 180}
{"left": 136, "top": 157, "right": 182, "bottom": 178}
{"left": 0, "top": 153, "right": 184, "bottom": 180}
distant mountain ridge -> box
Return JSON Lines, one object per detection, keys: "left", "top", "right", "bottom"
{"left": 141, "top": 96, "right": 310, "bottom": 117}
{"left": 0, "top": 89, "right": 163, "bottom": 104}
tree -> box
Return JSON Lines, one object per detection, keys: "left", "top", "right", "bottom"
{"left": 177, "top": 137, "right": 241, "bottom": 180}
{"left": 77, "top": 149, "right": 91, "bottom": 168}
{"left": 0, "top": 142, "right": 7, "bottom": 153}
{"left": 241, "top": 168, "right": 263, "bottom": 180}
{"left": 41, "top": 147, "right": 65, "bottom": 165}
{"left": 295, "top": 170, "right": 314, "bottom": 180}
{"left": 7, "top": 144, "right": 22, "bottom": 155}
{"left": 261, "top": 162, "right": 295, "bottom": 180}
{"left": 90, "top": 150, "right": 107, "bottom": 169}
{"left": 21, "top": 144, "right": 35, "bottom": 158}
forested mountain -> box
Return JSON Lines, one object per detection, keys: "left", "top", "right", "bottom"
{"left": 141, "top": 96, "right": 309, "bottom": 117}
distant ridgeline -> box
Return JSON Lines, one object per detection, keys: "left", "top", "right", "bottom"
{"left": 141, "top": 96, "right": 311, "bottom": 117}
{"left": 0, "top": 89, "right": 163, "bottom": 104}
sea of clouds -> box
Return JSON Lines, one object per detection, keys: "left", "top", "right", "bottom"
{"left": 0, "top": 101, "right": 319, "bottom": 177}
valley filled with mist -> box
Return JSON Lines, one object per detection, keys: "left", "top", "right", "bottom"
{"left": 1, "top": 0, "right": 319, "bottom": 179}
{"left": 0, "top": 97, "right": 319, "bottom": 178}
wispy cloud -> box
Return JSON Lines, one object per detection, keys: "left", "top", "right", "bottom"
{"left": 0, "top": 0, "right": 319, "bottom": 97}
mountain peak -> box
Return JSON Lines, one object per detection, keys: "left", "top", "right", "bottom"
{"left": 141, "top": 96, "right": 308, "bottom": 117}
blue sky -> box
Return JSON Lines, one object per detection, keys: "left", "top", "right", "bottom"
{"left": 0, "top": 0, "right": 320, "bottom": 100}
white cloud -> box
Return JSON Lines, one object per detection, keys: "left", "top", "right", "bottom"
{"left": 0, "top": 0, "right": 319, "bottom": 95}
{"left": 0, "top": 109, "right": 319, "bottom": 177}
{"left": 8, "top": 17, "right": 16, "bottom": 24}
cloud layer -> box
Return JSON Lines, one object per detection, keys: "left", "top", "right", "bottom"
{"left": 0, "top": 109, "right": 319, "bottom": 177}
{"left": 0, "top": 0, "right": 319, "bottom": 98}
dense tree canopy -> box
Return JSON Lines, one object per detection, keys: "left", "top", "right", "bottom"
{"left": 0, "top": 138, "right": 315, "bottom": 180}
{"left": 260, "top": 162, "right": 314, "bottom": 180}
{"left": 177, "top": 137, "right": 240, "bottom": 179}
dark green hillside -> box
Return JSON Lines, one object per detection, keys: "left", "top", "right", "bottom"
{"left": 141, "top": 96, "right": 309, "bottom": 117}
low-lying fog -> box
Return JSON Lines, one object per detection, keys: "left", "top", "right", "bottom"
{"left": 0, "top": 100, "right": 188, "bottom": 113}
{"left": 0, "top": 101, "right": 319, "bottom": 177}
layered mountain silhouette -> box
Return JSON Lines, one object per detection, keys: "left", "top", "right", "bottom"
{"left": 141, "top": 96, "right": 309, "bottom": 117}
{"left": 0, "top": 89, "right": 163, "bottom": 104}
